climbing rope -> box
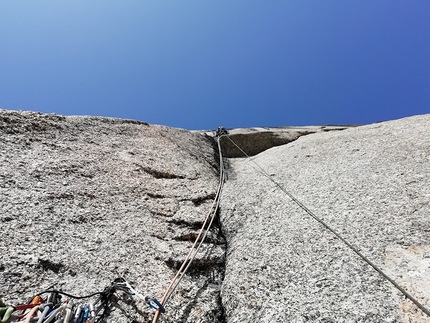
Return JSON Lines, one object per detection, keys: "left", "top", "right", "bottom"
{"left": 151, "top": 135, "right": 226, "bottom": 323}
{"left": 3, "top": 132, "right": 226, "bottom": 323}
{"left": 223, "top": 134, "right": 430, "bottom": 318}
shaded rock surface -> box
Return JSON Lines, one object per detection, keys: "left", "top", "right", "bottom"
{"left": 220, "top": 114, "right": 430, "bottom": 322}
{"left": 0, "top": 110, "right": 225, "bottom": 323}
{"left": 202, "top": 125, "right": 351, "bottom": 157}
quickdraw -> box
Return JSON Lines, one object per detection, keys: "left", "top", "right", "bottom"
{"left": 1, "top": 278, "right": 161, "bottom": 322}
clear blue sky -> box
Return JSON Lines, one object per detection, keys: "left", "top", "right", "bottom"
{"left": 1, "top": 1, "right": 429, "bottom": 130}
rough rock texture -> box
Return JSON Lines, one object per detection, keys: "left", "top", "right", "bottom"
{"left": 220, "top": 115, "right": 430, "bottom": 323}
{"left": 0, "top": 110, "right": 225, "bottom": 323}
{"left": 2, "top": 109, "right": 429, "bottom": 323}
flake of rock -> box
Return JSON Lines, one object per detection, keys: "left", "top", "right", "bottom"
{"left": 200, "top": 125, "right": 352, "bottom": 157}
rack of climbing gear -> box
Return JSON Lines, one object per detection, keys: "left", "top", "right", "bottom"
{"left": 0, "top": 277, "right": 164, "bottom": 323}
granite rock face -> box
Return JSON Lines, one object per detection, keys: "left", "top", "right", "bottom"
{"left": 220, "top": 115, "right": 430, "bottom": 323}
{"left": 1, "top": 109, "right": 429, "bottom": 323}
{"left": 0, "top": 110, "right": 225, "bottom": 323}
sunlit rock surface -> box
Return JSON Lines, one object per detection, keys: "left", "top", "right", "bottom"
{"left": 220, "top": 115, "right": 430, "bottom": 323}
{"left": 1, "top": 109, "right": 429, "bottom": 323}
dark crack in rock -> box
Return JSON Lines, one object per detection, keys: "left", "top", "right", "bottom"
{"left": 2, "top": 109, "right": 429, "bottom": 323}
{"left": 0, "top": 109, "right": 226, "bottom": 323}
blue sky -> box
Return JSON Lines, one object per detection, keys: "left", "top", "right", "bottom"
{"left": 1, "top": 1, "right": 429, "bottom": 130}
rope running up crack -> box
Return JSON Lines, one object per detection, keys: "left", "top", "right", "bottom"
{"left": 223, "top": 133, "right": 430, "bottom": 318}
{"left": 151, "top": 136, "right": 225, "bottom": 323}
